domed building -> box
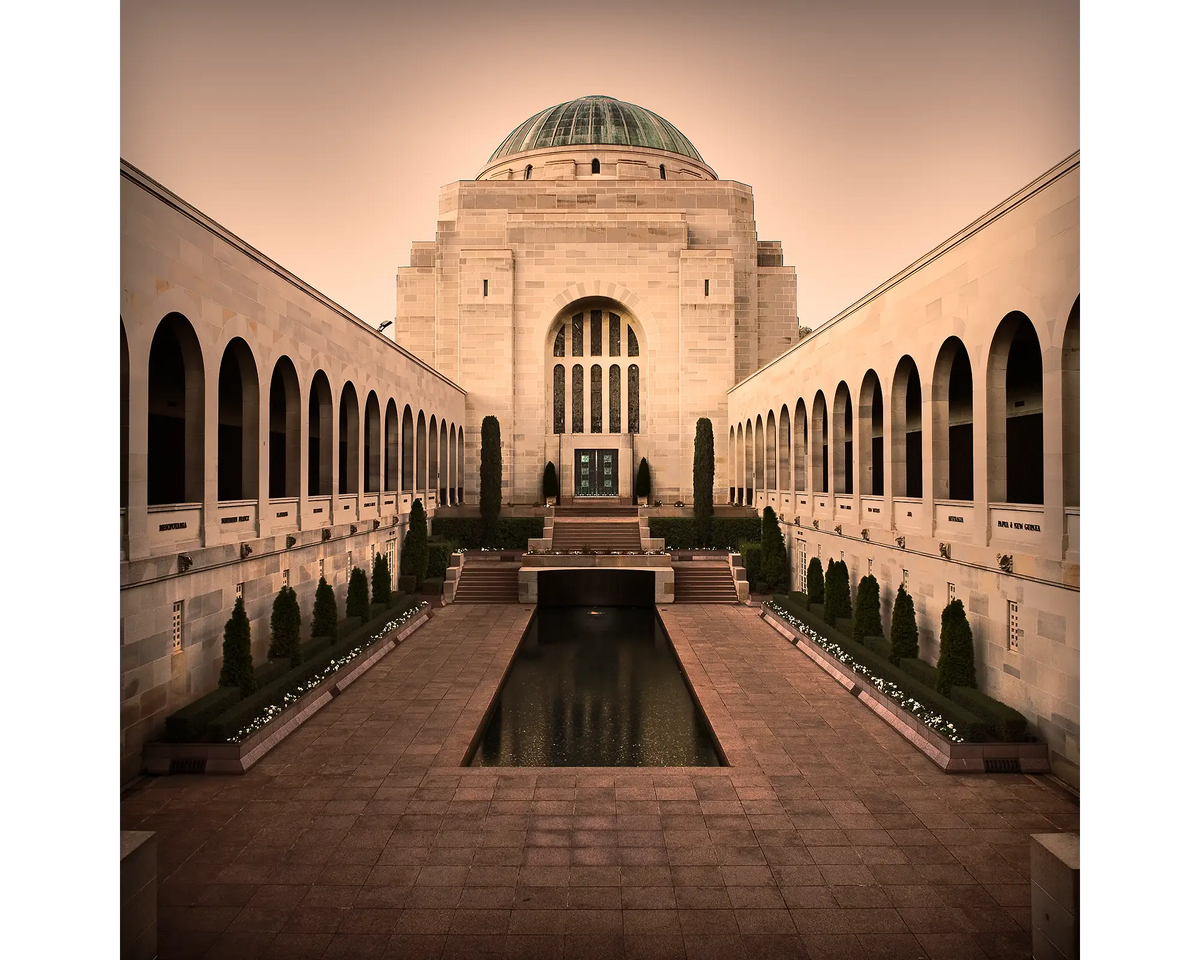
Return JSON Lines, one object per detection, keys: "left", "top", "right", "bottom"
{"left": 397, "top": 95, "right": 801, "bottom": 504}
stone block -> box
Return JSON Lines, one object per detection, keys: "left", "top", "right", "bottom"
{"left": 121, "top": 831, "right": 156, "bottom": 960}
{"left": 1030, "top": 832, "right": 1078, "bottom": 960}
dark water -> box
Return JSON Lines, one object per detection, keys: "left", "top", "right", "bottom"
{"left": 468, "top": 607, "right": 722, "bottom": 767}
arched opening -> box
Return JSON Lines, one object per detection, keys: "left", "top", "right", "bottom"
{"left": 439, "top": 420, "right": 449, "bottom": 504}
{"left": 659, "top": 164, "right": 666, "bottom": 180}
{"left": 402, "top": 405, "right": 414, "bottom": 491}
{"left": 608, "top": 365, "right": 621, "bottom": 432}
{"left": 988, "top": 312, "right": 1044, "bottom": 504}
{"left": 339, "top": 382, "right": 359, "bottom": 494}
{"left": 363, "top": 392, "right": 381, "bottom": 494}
{"left": 765, "top": 412, "right": 777, "bottom": 491}
{"left": 590, "top": 364, "right": 603, "bottom": 433}
{"left": 933, "top": 337, "right": 974, "bottom": 501}
{"left": 728, "top": 426, "right": 736, "bottom": 503}
{"left": 384, "top": 399, "right": 399, "bottom": 492}
{"left": 147, "top": 313, "right": 205, "bottom": 504}
{"left": 415, "top": 411, "right": 427, "bottom": 495}
{"left": 628, "top": 365, "right": 640, "bottom": 434}
{"left": 812, "top": 392, "right": 828, "bottom": 493}
{"left": 553, "top": 365, "right": 566, "bottom": 434}
{"left": 120, "top": 323, "right": 130, "bottom": 509}
{"left": 858, "top": 371, "right": 883, "bottom": 497}
{"left": 744, "top": 419, "right": 754, "bottom": 500}
{"left": 572, "top": 365, "right": 584, "bottom": 433}
{"left": 307, "top": 370, "right": 333, "bottom": 496}
{"left": 591, "top": 158, "right": 600, "bottom": 174}
{"left": 832, "top": 382, "right": 852, "bottom": 494}
{"left": 448, "top": 422, "right": 457, "bottom": 504}
{"left": 457, "top": 425, "right": 465, "bottom": 503}
{"left": 428, "top": 415, "right": 439, "bottom": 498}
{"left": 525, "top": 164, "right": 532, "bottom": 180}
{"left": 268, "top": 356, "right": 301, "bottom": 499}
{"left": 891, "top": 356, "right": 922, "bottom": 498}
{"left": 778, "top": 406, "right": 791, "bottom": 492}
{"left": 1063, "top": 298, "right": 1080, "bottom": 508}
{"left": 754, "top": 415, "right": 765, "bottom": 493}
{"left": 794, "top": 400, "right": 808, "bottom": 493}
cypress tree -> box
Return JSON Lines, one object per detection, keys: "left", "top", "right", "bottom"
{"left": 401, "top": 498, "right": 429, "bottom": 583}
{"left": 542, "top": 462, "right": 559, "bottom": 503}
{"left": 218, "top": 595, "right": 255, "bottom": 697}
{"left": 806, "top": 556, "right": 825, "bottom": 605}
{"left": 851, "top": 574, "right": 883, "bottom": 642}
{"left": 346, "top": 566, "right": 370, "bottom": 622}
{"left": 268, "top": 585, "right": 300, "bottom": 663}
{"left": 480, "top": 415, "right": 502, "bottom": 545}
{"left": 693, "top": 418, "right": 715, "bottom": 547}
{"left": 371, "top": 551, "right": 392, "bottom": 607}
{"left": 635, "top": 458, "right": 652, "bottom": 501}
{"left": 936, "top": 598, "right": 978, "bottom": 695}
{"left": 888, "top": 585, "right": 919, "bottom": 665}
{"left": 759, "top": 506, "right": 787, "bottom": 592}
{"left": 825, "top": 560, "right": 852, "bottom": 624}
{"left": 311, "top": 575, "right": 339, "bottom": 648}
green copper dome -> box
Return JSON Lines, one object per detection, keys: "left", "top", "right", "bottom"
{"left": 489, "top": 95, "right": 704, "bottom": 163}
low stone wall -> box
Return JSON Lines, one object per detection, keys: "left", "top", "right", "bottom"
{"left": 1031, "top": 832, "right": 1080, "bottom": 959}
{"left": 121, "top": 831, "right": 156, "bottom": 960}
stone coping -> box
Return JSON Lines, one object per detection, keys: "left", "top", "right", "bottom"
{"left": 759, "top": 604, "right": 1049, "bottom": 774}
{"left": 144, "top": 608, "right": 432, "bottom": 775}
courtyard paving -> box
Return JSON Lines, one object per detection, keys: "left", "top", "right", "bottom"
{"left": 121, "top": 602, "right": 1078, "bottom": 960}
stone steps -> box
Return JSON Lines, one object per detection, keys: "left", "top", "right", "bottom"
{"left": 552, "top": 520, "right": 642, "bottom": 552}
{"left": 672, "top": 562, "right": 740, "bottom": 602}
{"left": 453, "top": 563, "right": 519, "bottom": 603}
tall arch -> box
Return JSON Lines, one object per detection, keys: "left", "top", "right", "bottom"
{"left": 765, "top": 411, "right": 777, "bottom": 491}
{"left": 339, "top": 382, "right": 360, "bottom": 494}
{"left": 415, "top": 411, "right": 427, "bottom": 498}
{"left": 401, "top": 404, "right": 414, "bottom": 491}
{"left": 1063, "top": 298, "right": 1080, "bottom": 508}
{"left": 428, "top": 415, "right": 439, "bottom": 498}
{"left": 728, "top": 426, "right": 736, "bottom": 502}
{"left": 448, "top": 422, "right": 457, "bottom": 504}
{"left": 363, "top": 391, "right": 381, "bottom": 494}
{"left": 754, "top": 415, "right": 765, "bottom": 492}
{"left": 832, "top": 382, "right": 853, "bottom": 495}
{"left": 744, "top": 419, "right": 754, "bottom": 499}
{"left": 439, "top": 420, "right": 449, "bottom": 505}
{"left": 307, "top": 370, "right": 333, "bottom": 497}
{"left": 268, "top": 356, "right": 301, "bottom": 499}
{"left": 735, "top": 422, "right": 744, "bottom": 504}
{"left": 384, "top": 399, "right": 399, "bottom": 492}
{"left": 891, "top": 356, "right": 922, "bottom": 498}
{"left": 778, "top": 405, "right": 791, "bottom": 492}
{"left": 147, "top": 313, "right": 205, "bottom": 504}
{"left": 120, "top": 323, "right": 130, "bottom": 509}
{"left": 988, "top": 312, "right": 1045, "bottom": 505}
{"left": 858, "top": 371, "right": 883, "bottom": 497}
{"left": 794, "top": 400, "right": 808, "bottom": 493}
{"left": 933, "top": 337, "right": 974, "bottom": 501}
{"left": 812, "top": 391, "right": 828, "bottom": 494}
{"left": 457, "top": 425, "right": 465, "bottom": 503}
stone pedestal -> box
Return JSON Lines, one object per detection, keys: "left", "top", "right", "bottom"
{"left": 1031, "top": 832, "right": 1079, "bottom": 960}
{"left": 121, "top": 831, "right": 157, "bottom": 960}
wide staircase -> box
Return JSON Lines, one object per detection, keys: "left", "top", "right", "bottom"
{"left": 551, "top": 518, "right": 642, "bottom": 552}
{"left": 452, "top": 561, "right": 520, "bottom": 603}
{"left": 671, "top": 559, "right": 740, "bottom": 603}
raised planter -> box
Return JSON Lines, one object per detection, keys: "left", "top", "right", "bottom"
{"left": 144, "top": 605, "right": 432, "bottom": 775}
{"left": 759, "top": 603, "right": 1049, "bottom": 774}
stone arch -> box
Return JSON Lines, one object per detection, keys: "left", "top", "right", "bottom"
{"left": 268, "top": 356, "right": 301, "bottom": 499}
{"left": 794, "top": 399, "right": 808, "bottom": 493}
{"left": 932, "top": 337, "right": 974, "bottom": 501}
{"left": 891, "top": 355, "right": 922, "bottom": 498}
{"left": 363, "top": 391, "right": 381, "bottom": 494}
{"left": 858, "top": 370, "right": 884, "bottom": 497}
{"left": 754, "top": 415, "right": 765, "bottom": 492}
{"left": 987, "top": 311, "right": 1044, "bottom": 504}
{"left": 339, "top": 382, "right": 360, "bottom": 494}
{"left": 448, "top": 421, "right": 457, "bottom": 504}
{"left": 832, "top": 382, "right": 853, "bottom": 495}
{"left": 1063, "top": 297, "right": 1080, "bottom": 508}
{"left": 307, "top": 370, "right": 333, "bottom": 497}
{"left": 778, "top": 405, "right": 791, "bottom": 492}
{"left": 402, "top": 404, "right": 415, "bottom": 492}
{"left": 120, "top": 321, "right": 130, "bottom": 509}
{"left": 744, "top": 419, "right": 754, "bottom": 499}
{"left": 765, "top": 411, "right": 777, "bottom": 490}
{"left": 428, "top": 415, "right": 439, "bottom": 499}
{"left": 384, "top": 398, "right": 399, "bottom": 492}
{"left": 728, "top": 425, "right": 736, "bottom": 503}
{"left": 735, "top": 422, "right": 744, "bottom": 504}
{"left": 457, "top": 425, "right": 465, "bottom": 503}
{"left": 439, "top": 419, "right": 449, "bottom": 505}
{"left": 147, "top": 312, "right": 205, "bottom": 504}
{"left": 812, "top": 391, "right": 828, "bottom": 494}
{"left": 415, "top": 410, "right": 427, "bottom": 498}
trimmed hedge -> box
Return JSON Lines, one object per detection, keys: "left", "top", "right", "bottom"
{"left": 431, "top": 516, "right": 543, "bottom": 549}
{"left": 951, "top": 687, "right": 1028, "bottom": 742}
{"left": 693, "top": 418, "right": 715, "bottom": 547}
{"left": 647, "top": 517, "right": 762, "bottom": 550}
{"left": 420, "top": 577, "right": 444, "bottom": 595}
{"left": 426, "top": 537, "right": 455, "bottom": 579}
{"left": 759, "top": 507, "right": 787, "bottom": 592}
{"left": 164, "top": 686, "right": 242, "bottom": 743}
{"left": 787, "top": 590, "right": 810, "bottom": 610}
{"left": 739, "top": 542, "right": 763, "bottom": 591}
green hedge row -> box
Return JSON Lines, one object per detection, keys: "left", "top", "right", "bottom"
{"left": 648, "top": 517, "right": 762, "bottom": 549}
{"left": 426, "top": 537, "right": 456, "bottom": 579}
{"left": 430, "top": 516, "right": 544, "bottom": 549}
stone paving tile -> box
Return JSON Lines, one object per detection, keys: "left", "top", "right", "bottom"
{"left": 122, "top": 602, "right": 1078, "bottom": 959}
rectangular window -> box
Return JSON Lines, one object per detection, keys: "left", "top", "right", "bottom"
{"left": 283, "top": 569, "right": 290, "bottom": 588}
{"left": 482, "top": 278, "right": 489, "bottom": 297}
{"left": 902, "top": 568, "right": 909, "bottom": 589}
{"left": 704, "top": 279, "right": 710, "bottom": 297}
{"left": 319, "top": 558, "right": 325, "bottom": 580}
{"left": 948, "top": 582, "right": 955, "bottom": 604}
{"left": 172, "top": 601, "right": 183, "bottom": 654}
{"left": 572, "top": 313, "right": 584, "bottom": 356}
{"left": 1008, "top": 601, "right": 1020, "bottom": 652}
{"left": 609, "top": 312, "right": 621, "bottom": 356}
{"left": 236, "top": 582, "right": 243, "bottom": 599}
{"left": 798, "top": 542, "right": 807, "bottom": 587}
{"left": 346, "top": 552, "right": 352, "bottom": 582}
{"left": 867, "top": 558, "right": 872, "bottom": 575}
{"left": 386, "top": 539, "right": 397, "bottom": 585}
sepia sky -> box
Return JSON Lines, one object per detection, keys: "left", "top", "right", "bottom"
{"left": 121, "top": 0, "right": 1078, "bottom": 335}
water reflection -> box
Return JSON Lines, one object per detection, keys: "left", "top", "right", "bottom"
{"left": 469, "top": 606, "right": 721, "bottom": 766}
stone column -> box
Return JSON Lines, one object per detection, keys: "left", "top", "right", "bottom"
{"left": 127, "top": 360, "right": 150, "bottom": 560}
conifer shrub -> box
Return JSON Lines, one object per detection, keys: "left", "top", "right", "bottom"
{"left": 759, "top": 506, "right": 788, "bottom": 592}
{"left": 888, "top": 585, "right": 919, "bottom": 665}
{"left": 739, "top": 541, "right": 763, "bottom": 590}
{"left": 806, "top": 556, "right": 825, "bottom": 605}
{"left": 346, "top": 566, "right": 370, "bottom": 622}
{"left": 311, "top": 576, "right": 339, "bottom": 649}
{"left": 425, "top": 537, "right": 454, "bottom": 580}
{"left": 693, "top": 418, "right": 714, "bottom": 546}
{"left": 401, "top": 498, "right": 429, "bottom": 583}
{"left": 851, "top": 574, "right": 883, "bottom": 642}
{"left": 824, "top": 559, "right": 852, "bottom": 623}
{"left": 480, "top": 415, "right": 502, "bottom": 545}
{"left": 218, "top": 595, "right": 255, "bottom": 696}
{"left": 267, "top": 585, "right": 301, "bottom": 663}
{"left": 936, "top": 599, "right": 977, "bottom": 695}
{"left": 371, "top": 551, "right": 392, "bottom": 607}
{"left": 636, "top": 458, "right": 651, "bottom": 500}
{"left": 542, "top": 461, "right": 559, "bottom": 503}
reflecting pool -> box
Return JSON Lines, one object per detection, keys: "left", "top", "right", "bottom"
{"left": 468, "top": 606, "right": 722, "bottom": 767}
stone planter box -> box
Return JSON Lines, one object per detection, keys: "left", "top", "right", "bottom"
{"left": 760, "top": 604, "right": 1049, "bottom": 774}
{"left": 144, "top": 607, "right": 432, "bottom": 775}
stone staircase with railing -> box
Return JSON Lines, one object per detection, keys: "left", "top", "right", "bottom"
{"left": 671, "top": 554, "right": 742, "bottom": 603}
{"left": 447, "top": 558, "right": 520, "bottom": 603}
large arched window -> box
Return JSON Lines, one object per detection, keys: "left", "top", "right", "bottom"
{"left": 1063, "top": 298, "right": 1080, "bottom": 508}
{"left": 147, "top": 313, "right": 205, "bottom": 505}
{"left": 363, "top": 391, "right": 381, "bottom": 494}
{"left": 812, "top": 392, "right": 828, "bottom": 494}
{"left": 339, "top": 382, "right": 359, "bottom": 494}
{"left": 415, "top": 411, "right": 427, "bottom": 497}
{"left": 891, "top": 356, "right": 922, "bottom": 498}
{"left": 402, "top": 405, "right": 414, "bottom": 491}
{"left": 609, "top": 364, "right": 621, "bottom": 433}
{"left": 858, "top": 371, "right": 883, "bottom": 497}
{"left": 439, "top": 420, "right": 449, "bottom": 505}
{"left": 778, "top": 406, "right": 791, "bottom": 492}
{"left": 988, "top": 312, "right": 1044, "bottom": 504}
{"left": 308, "top": 371, "right": 333, "bottom": 496}
{"left": 794, "top": 400, "right": 807, "bottom": 493}
{"left": 628, "top": 365, "right": 640, "bottom": 434}
{"left": 590, "top": 364, "right": 603, "bottom": 432}
{"left": 384, "top": 399, "right": 399, "bottom": 492}
{"left": 217, "top": 338, "right": 258, "bottom": 501}
{"left": 832, "top": 383, "right": 852, "bottom": 495}
{"left": 933, "top": 337, "right": 973, "bottom": 501}
{"left": 269, "top": 357, "right": 301, "bottom": 499}
{"left": 553, "top": 365, "right": 566, "bottom": 434}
